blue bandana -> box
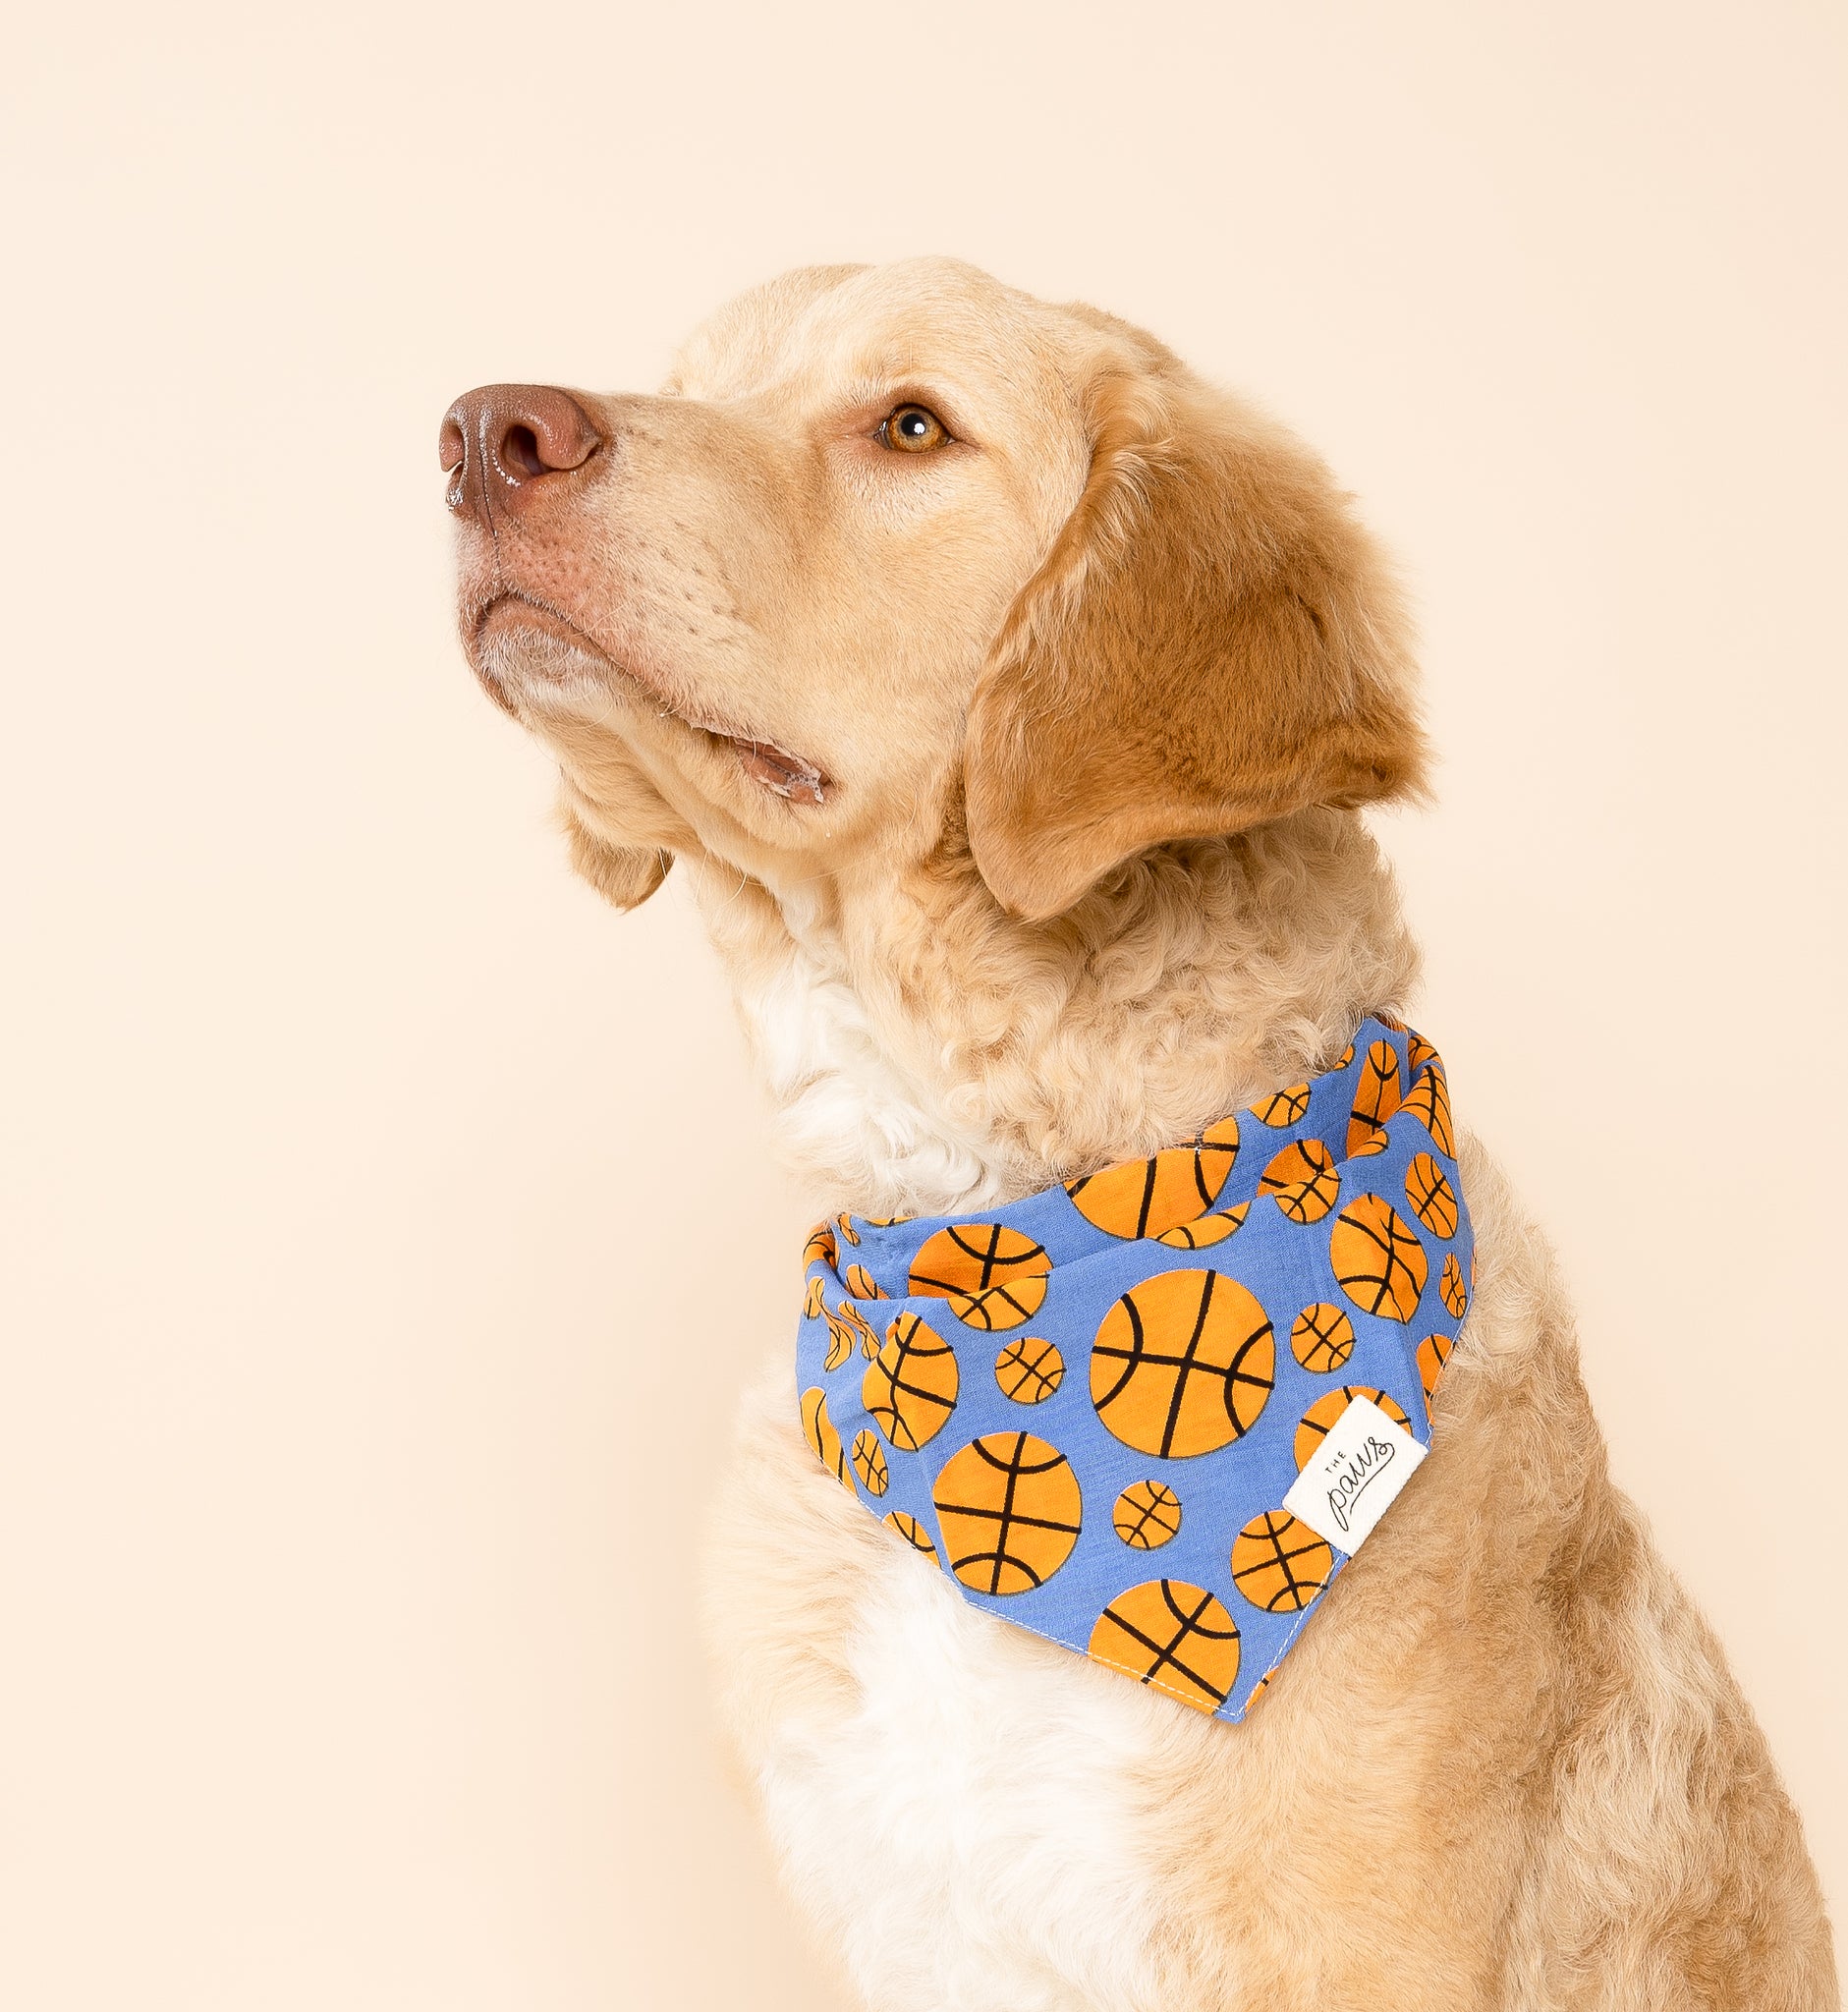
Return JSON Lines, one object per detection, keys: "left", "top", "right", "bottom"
{"left": 795, "top": 1017, "right": 1472, "bottom": 1722}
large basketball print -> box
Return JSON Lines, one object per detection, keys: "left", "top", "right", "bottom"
{"left": 1087, "top": 1580, "right": 1242, "bottom": 1712}
{"left": 1064, "top": 1117, "right": 1241, "bottom": 1240}
{"left": 932, "top": 1431, "right": 1084, "bottom": 1595}
{"left": 863, "top": 1312, "right": 961, "bottom": 1451}
{"left": 1330, "top": 1194, "right": 1428, "bottom": 1321}
{"left": 1090, "top": 1268, "right": 1275, "bottom": 1458}
{"left": 908, "top": 1224, "right": 1052, "bottom": 1331}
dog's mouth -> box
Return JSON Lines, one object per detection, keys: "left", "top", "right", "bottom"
{"left": 470, "top": 591, "right": 831, "bottom": 807}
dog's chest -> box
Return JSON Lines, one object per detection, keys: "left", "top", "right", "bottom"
{"left": 732, "top": 1404, "right": 1175, "bottom": 2011}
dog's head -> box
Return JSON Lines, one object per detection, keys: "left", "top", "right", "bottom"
{"left": 442, "top": 257, "right": 1426, "bottom": 923}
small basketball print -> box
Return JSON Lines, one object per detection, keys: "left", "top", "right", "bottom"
{"left": 1064, "top": 1117, "right": 1241, "bottom": 1240}
{"left": 884, "top": 1510, "right": 937, "bottom": 1561}
{"left": 1231, "top": 1510, "right": 1335, "bottom": 1612}
{"left": 1330, "top": 1194, "right": 1428, "bottom": 1321}
{"left": 851, "top": 1429, "right": 889, "bottom": 1496}
{"left": 1294, "top": 1385, "right": 1413, "bottom": 1469}
{"left": 823, "top": 1301, "right": 878, "bottom": 1370}
{"left": 994, "top": 1335, "right": 1065, "bottom": 1404}
{"left": 1402, "top": 1064, "right": 1455, "bottom": 1158}
{"left": 800, "top": 1386, "right": 853, "bottom": 1492}
{"left": 1346, "top": 1040, "right": 1404, "bottom": 1156}
{"left": 1087, "top": 1580, "right": 1242, "bottom": 1713}
{"left": 1251, "top": 1082, "right": 1312, "bottom": 1128}
{"left": 843, "top": 1262, "right": 887, "bottom": 1301}
{"left": 1417, "top": 1331, "right": 1455, "bottom": 1416}
{"left": 1439, "top": 1252, "right": 1469, "bottom": 1318}
{"left": 1405, "top": 1152, "right": 1460, "bottom": 1239}
{"left": 909, "top": 1224, "right": 1052, "bottom": 1331}
{"left": 863, "top": 1312, "right": 961, "bottom": 1451}
{"left": 804, "top": 1222, "right": 837, "bottom": 1270}
{"left": 842, "top": 1302, "right": 879, "bottom": 1354}
{"left": 1091, "top": 1268, "right": 1275, "bottom": 1459}
{"left": 1290, "top": 1302, "right": 1357, "bottom": 1374}
{"left": 1112, "top": 1480, "right": 1183, "bottom": 1549}
{"left": 821, "top": 1304, "right": 858, "bottom": 1371}
{"left": 1260, "top": 1140, "right": 1341, "bottom": 1224}
{"left": 1408, "top": 1031, "right": 1438, "bottom": 1073}
{"left": 835, "top": 1212, "right": 861, "bottom": 1247}
{"left": 932, "top": 1432, "right": 1083, "bottom": 1595}
{"left": 803, "top": 1275, "right": 827, "bottom": 1319}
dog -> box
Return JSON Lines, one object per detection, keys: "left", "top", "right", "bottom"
{"left": 440, "top": 257, "right": 1837, "bottom": 2011}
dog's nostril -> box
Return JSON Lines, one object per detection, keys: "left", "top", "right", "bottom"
{"left": 500, "top": 424, "right": 547, "bottom": 479}
{"left": 438, "top": 416, "right": 465, "bottom": 474}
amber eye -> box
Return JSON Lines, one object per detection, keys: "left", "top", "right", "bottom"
{"left": 880, "top": 403, "right": 949, "bottom": 453}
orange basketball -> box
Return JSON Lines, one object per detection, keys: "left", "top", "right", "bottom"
{"left": 1251, "top": 1082, "right": 1312, "bottom": 1128}
{"left": 909, "top": 1224, "right": 1051, "bottom": 1331}
{"left": 835, "top": 1212, "right": 861, "bottom": 1247}
{"left": 863, "top": 1312, "right": 961, "bottom": 1451}
{"left": 1112, "top": 1480, "right": 1183, "bottom": 1549}
{"left": 1439, "top": 1252, "right": 1469, "bottom": 1318}
{"left": 1330, "top": 1194, "right": 1428, "bottom": 1321}
{"left": 1417, "top": 1331, "right": 1455, "bottom": 1416}
{"left": 843, "top": 1262, "right": 887, "bottom": 1301}
{"left": 1408, "top": 1031, "right": 1437, "bottom": 1073}
{"left": 1374, "top": 1010, "right": 1406, "bottom": 1033}
{"left": 883, "top": 1510, "right": 937, "bottom": 1561}
{"left": 1346, "top": 1039, "right": 1404, "bottom": 1156}
{"left": 1290, "top": 1302, "right": 1357, "bottom": 1373}
{"left": 821, "top": 1304, "right": 857, "bottom": 1371}
{"left": 800, "top": 1387, "right": 852, "bottom": 1492}
{"left": 1402, "top": 1064, "right": 1455, "bottom": 1157}
{"left": 994, "top": 1335, "right": 1065, "bottom": 1404}
{"left": 852, "top": 1305, "right": 883, "bottom": 1359}
{"left": 1230, "top": 1510, "right": 1335, "bottom": 1612}
{"left": 1349, "top": 1123, "right": 1389, "bottom": 1158}
{"left": 851, "top": 1429, "right": 889, "bottom": 1496}
{"left": 1405, "top": 1152, "right": 1459, "bottom": 1238}
{"left": 1154, "top": 1202, "right": 1249, "bottom": 1250}
{"left": 932, "top": 1432, "right": 1083, "bottom": 1595}
{"left": 804, "top": 1222, "right": 837, "bottom": 1269}
{"left": 803, "top": 1275, "right": 827, "bottom": 1319}
{"left": 1064, "top": 1117, "right": 1241, "bottom": 1240}
{"left": 1260, "top": 1140, "right": 1341, "bottom": 1224}
{"left": 1293, "top": 1385, "right": 1413, "bottom": 1469}
{"left": 1091, "top": 1268, "right": 1275, "bottom": 1459}
{"left": 1087, "top": 1580, "right": 1242, "bottom": 1713}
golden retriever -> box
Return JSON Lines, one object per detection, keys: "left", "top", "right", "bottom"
{"left": 440, "top": 257, "right": 1837, "bottom": 2011}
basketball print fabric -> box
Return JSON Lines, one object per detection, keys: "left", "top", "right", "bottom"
{"left": 793, "top": 1017, "right": 1474, "bottom": 1722}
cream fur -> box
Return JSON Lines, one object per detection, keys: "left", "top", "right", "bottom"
{"left": 442, "top": 258, "right": 1839, "bottom": 2010}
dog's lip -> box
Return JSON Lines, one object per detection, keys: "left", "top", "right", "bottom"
{"left": 469, "top": 590, "right": 833, "bottom": 805}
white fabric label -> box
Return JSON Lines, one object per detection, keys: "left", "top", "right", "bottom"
{"left": 1281, "top": 1393, "right": 1428, "bottom": 1554}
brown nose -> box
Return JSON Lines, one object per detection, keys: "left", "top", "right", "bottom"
{"left": 439, "top": 384, "right": 602, "bottom": 522}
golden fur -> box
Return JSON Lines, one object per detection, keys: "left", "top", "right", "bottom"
{"left": 444, "top": 257, "right": 1837, "bottom": 2009}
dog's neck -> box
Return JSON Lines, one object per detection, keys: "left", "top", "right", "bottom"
{"left": 689, "top": 807, "right": 1419, "bottom": 1218}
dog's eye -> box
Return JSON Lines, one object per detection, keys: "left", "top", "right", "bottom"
{"left": 879, "top": 404, "right": 949, "bottom": 453}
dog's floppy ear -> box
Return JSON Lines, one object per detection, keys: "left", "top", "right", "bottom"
{"left": 560, "top": 805, "right": 672, "bottom": 912}
{"left": 964, "top": 345, "right": 1428, "bottom": 922}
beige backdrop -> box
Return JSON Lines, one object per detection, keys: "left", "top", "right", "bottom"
{"left": 4, "top": 3, "right": 1843, "bottom": 2006}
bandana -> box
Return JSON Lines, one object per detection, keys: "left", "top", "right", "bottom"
{"left": 795, "top": 1017, "right": 1472, "bottom": 1722}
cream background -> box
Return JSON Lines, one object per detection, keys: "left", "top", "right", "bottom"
{"left": 4, "top": 4, "right": 1843, "bottom": 2006}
